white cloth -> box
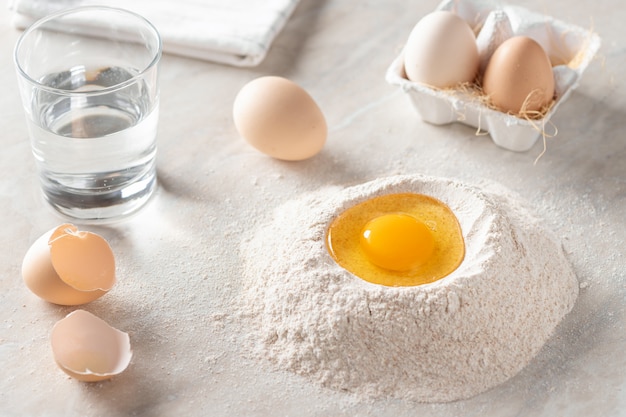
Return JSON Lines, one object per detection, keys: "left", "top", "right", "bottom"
{"left": 8, "top": 0, "right": 300, "bottom": 67}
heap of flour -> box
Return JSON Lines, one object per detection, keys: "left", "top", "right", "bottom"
{"left": 238, "top": 174, "right": 578, "bottom": 403}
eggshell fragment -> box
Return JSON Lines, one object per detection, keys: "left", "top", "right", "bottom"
{"left": 403, "top": 11, "right": 479, "bottom": 88}
{"left": 233, "top": 76, "right": 327, "bottom": 161}
{"left": 21, "top": 224, "right": 116, "bottom": 305}
{"left": 51, "top": 310, "right": 132, "bottom": 382}
{"left": 482, "top": 36, "right": 555, "bottom": 115}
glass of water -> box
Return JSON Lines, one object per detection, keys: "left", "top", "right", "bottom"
{"left": 14, "top": 6, "right": 162, "bottom": 221}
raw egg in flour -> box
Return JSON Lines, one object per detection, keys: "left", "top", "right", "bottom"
{"left": 326, "top": 193, "right": 465, "bottom": 286}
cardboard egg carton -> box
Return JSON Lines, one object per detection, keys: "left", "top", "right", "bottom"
{"left": 385, "top": 0, "right": 601, "bottom": 152}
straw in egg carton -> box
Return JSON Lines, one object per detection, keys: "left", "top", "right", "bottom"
{"left": 386, "top": 0, "right": 601, "bottom": 152}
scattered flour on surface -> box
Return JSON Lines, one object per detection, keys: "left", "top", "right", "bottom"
{"left": 238, "top": 174, "right": 579, "bottom": 403}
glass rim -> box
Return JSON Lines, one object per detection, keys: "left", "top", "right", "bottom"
{"left": 14, "top": 5, "right": 162, "bottom": 96}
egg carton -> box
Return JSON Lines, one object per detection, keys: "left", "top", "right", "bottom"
{"left": 385, "top": 0, "right": 601, "bottom": 152}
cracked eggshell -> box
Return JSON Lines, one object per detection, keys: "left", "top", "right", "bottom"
{"left": 51, "top": 310, "right": 132, "bottom": 382}
{"left": 21, "top": 224, "right": 116, "bottom": 305}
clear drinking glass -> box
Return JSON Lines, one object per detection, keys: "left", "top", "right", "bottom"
{"left": 14, "top": 6, "right": 162, "bottom": 221}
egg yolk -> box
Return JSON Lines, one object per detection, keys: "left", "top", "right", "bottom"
{"left": 360, "top": 213, "right": 434, "bottom": 271}
{"left": 326, "top": 193, "right": 465, "bottom": 287}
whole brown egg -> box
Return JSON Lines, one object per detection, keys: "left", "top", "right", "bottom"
{"left": 482, "top": 36, "right": 555, "bottom": 116}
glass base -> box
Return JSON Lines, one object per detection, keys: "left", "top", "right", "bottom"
{"left": 41, "top": 172, "right": 157, "bottom": 223}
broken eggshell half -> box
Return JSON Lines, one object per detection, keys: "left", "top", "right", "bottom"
{"left": 21, "top": 223, "right": 116, "bottom": 305}
{"left": 51, "top": 309, "right": 132, "bottom": 382}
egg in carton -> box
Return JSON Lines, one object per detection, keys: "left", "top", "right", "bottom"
{"left": 385, "top": 0, "right": 601, "bottom": 152}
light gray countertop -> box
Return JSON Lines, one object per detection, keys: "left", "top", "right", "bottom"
{"left": 1, "top": 1, "right": 624, "bottom": 416}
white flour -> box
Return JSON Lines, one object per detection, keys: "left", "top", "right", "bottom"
{"left": 238, "top": 174, "right": 579, "bottom": 402}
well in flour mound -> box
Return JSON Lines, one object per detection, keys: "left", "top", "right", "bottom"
{"left": 238, "top": 175, "right": 578, "bottom": 403}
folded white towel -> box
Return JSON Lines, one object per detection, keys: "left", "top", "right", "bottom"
{"left": 8, "top": 0, "right": 300, "bottom": 67}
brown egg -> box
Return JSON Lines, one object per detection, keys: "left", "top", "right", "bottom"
{"left": 51, "top": 310, "right": 132, "bottom": 382}
{"left": 21, "top": 224, "right": 116, "bottom": 305}
{"left": 483, "top": 36, "right": 555, "bottom": 115}
{"left": 233, "top": 76, "right": 327, "bottom": 161}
